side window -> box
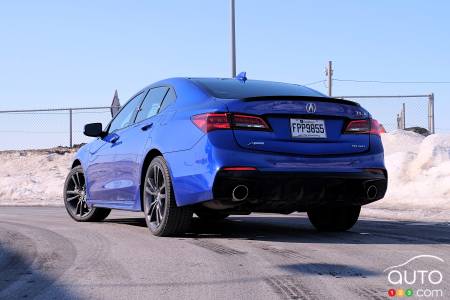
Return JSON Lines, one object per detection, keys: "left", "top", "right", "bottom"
{"left": 108, "top": 93, "right": 144, "bottom": 133}
{"left": 159, "top": 88, "right": 177, "bottom": 112}
{"left": 135, "top": 87, "right": 169, "bottom": 123}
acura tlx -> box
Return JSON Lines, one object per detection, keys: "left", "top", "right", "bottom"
{"left": 64, "top": 75, "right": 387, "bottom": 236}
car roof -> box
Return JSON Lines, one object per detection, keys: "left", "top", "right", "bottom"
{"left": 186, "top": 77, "right": 327, "bottom": 99}
{"left": 140, "top": 77, "right": 326, "bottom": 99}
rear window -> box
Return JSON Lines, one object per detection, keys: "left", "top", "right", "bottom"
{"left": 190, "top": 78, "right": 325, "bottom": 99}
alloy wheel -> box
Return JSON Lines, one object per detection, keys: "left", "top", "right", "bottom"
{"left": 65, "top": 170, "right": 91, "bottom": 218}
{"left": 144, "top": 164, "right": 167, "bottom": 231}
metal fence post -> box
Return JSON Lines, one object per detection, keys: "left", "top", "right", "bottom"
{"left": 428, "top": 93, "right": 435, "bottom": 134}
{"left": 69, "top": 108, "right": 73, "bottom": 147}
{"left": 401, "top": 103, "right": 406, "bottom": 129}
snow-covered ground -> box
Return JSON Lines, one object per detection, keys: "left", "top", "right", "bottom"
{"left": 0, "top": 131, "right": 449, "bottom": 221}
{"left": 365, "top": 131, "right": 450, "bottom": 221}
{"left": 0, "top": 148, "right": 75, "bottom": 206}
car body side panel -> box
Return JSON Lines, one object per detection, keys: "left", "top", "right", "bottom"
{"left": 84, "top": 138, "right": 118, "bottom": 202}
{"left": 73, "top": 78, "right": 201, "bottom": 209}
{"left": 106, "top": 120, "right": 154, "bottom": 204}
{"left": 151, "top": 99, "right": 228, "bottom": 153}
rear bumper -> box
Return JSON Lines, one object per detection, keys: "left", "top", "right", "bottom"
{"left": 212, "top": 169, "right": 387, "bottom": 213}
{"left": 165, "top": 132, "right": 386, "bottom": 207}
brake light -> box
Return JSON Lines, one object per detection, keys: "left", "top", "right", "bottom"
{"left": 191, "top": 113, "right": 230, "bottom": 133}
{"left": 369, "top": 119, "right": 383, "bottom": 135}
{"left": 191, "top": 113, "right": 270, "bottom": 133}
{"left": 232, "top": 114, "right": 270, "bottom": 130}
{"left": 344, "top": 119, "right": 382, "bottom": 135}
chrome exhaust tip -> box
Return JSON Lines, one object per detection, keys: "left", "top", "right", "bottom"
{"left": 232, "top": 185, "right": 249, "bottom": 202}
{"left": 366, "top": 185, "right": 378, "bottom": 200}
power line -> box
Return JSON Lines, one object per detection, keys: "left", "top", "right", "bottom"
{"left": 334, "top": 78, "right": 450, "bottom": 84}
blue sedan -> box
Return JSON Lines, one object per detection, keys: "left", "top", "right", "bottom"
{"left": 64, "top": 76, "right": 387, "bottom": 236}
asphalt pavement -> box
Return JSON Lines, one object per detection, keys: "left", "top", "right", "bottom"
{"left": 0, "top": 206, "right": 449, "bottom": 300}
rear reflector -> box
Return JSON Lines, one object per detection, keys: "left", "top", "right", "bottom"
{"left": 192, "top": 113, "right": 270, "bottom": 133}
{"left": 365, "top": 168, "right": 385, "bottom": 175}
{"left": 222, "top": 167, "right": 257, "bottom": 171}
{"left": 344, "top": 119, "right": 382, "bottom": 135}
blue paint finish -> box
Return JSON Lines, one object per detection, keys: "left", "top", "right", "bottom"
{"left": 164, "top": 130, "right": 385, "bottom": 206}
{"left": 72, "top": 77, "right": 386, "bottom": 211}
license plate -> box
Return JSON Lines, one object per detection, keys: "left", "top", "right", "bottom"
{"left": 290, "top": 119, "right": 327, "bottom": 138}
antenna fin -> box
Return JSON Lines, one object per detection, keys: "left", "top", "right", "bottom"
{"left": 235, "top": 71, "right": 247, "bottom": 82}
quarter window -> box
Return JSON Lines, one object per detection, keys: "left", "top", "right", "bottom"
{"left": 135, "top": 87, "right": 169, "bottom": 123}
{"left": 159, "top": 88, "right": 176, "bottom": 112}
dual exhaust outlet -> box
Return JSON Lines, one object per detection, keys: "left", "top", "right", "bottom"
{"left": 231, "top": 183, "right": 378, "bottom": 202}
{"left": 232, "top": 185, "right": 249, "bottom": 202}
{"left": 366, "top": 185, "right": 378, "bottom": 200}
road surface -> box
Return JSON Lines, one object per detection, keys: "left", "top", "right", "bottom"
{"left": 0, "top": 207, "right": 449, "bottom": 299}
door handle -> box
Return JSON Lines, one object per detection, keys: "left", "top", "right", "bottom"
{"left": 110, "top": 135, "right": 120, "bottom": 143}
{"left": 104, "top": 133, "right": 120, "bottom": 144}
{"left": 141, "top": 123, "right": 153, "bottom": 131}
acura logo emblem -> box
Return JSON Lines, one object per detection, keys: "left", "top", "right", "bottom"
{"left": 306, "top": 103, "right": 316, "bottom": 113}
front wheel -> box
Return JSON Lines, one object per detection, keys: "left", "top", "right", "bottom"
{"left": 143, "top": 156, "right": 192, "bottom": 236}
{"left": 307, "top": 206, "right": 361, "bottom": 232}
{"left": 64, "top": 166, "right": 111, "bottom": 222}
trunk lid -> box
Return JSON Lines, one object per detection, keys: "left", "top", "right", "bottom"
{"left": 223, "top": 97, "right": 371, "bottom": 156}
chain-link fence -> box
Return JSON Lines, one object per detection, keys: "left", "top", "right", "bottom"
{"left": 337, "top": 94, "right": 435, "bottom": 133}
{"left": 0, "top": 107, "right": 114, "bottom": 150}
{"left": 0, "top": 93, "right": 436, "bottom": 150}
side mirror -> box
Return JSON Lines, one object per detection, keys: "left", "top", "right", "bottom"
{"left": 84, "top": 123, "right": 104, "bottom": 137}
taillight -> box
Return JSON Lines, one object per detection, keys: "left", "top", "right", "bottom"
{"left": 191, "top": 113, "right": 230, "bottom": 133}
{"left": 370, "top": 119, "right": 382, "bottom": 135}
{"left": 191, "top": 113, "right": 270, "bottom": 133}
{"left": 232, "top": 114, "right": 270, "bottom": 130}
{"left": 344, "top": 119, "right": 382, "bottom": 135}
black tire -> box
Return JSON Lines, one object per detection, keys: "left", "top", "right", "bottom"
{"left": 307, "top": 206, "right": 361, "bottom": 232}
{"left": 194, "top": 208, "right": 230, "bottom": 222}
{"left": 142, "top": 156, "right": 192, "bottom": 236}
{"left": 64, "top": 166, "right": 111, "bottom": 222}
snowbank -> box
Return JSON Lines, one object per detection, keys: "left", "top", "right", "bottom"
{"left": 364, "top": 130, "right": 450, "bottom": 221}
{"left": 0, "top": 149, "right": 74, "bottom": 205}
{"left": 0, "top": 131, "right": 449, "bottom": 221}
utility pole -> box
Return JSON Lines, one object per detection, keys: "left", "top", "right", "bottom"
{"left": 325, "top": 61, "right": 333, "bottom": 96}
{"left": 230, "top": 0, "right": 236, "bottom": 78}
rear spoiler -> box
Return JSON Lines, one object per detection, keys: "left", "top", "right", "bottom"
{"left": 241, "top": 96, "right": 360, "bottom": 106}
